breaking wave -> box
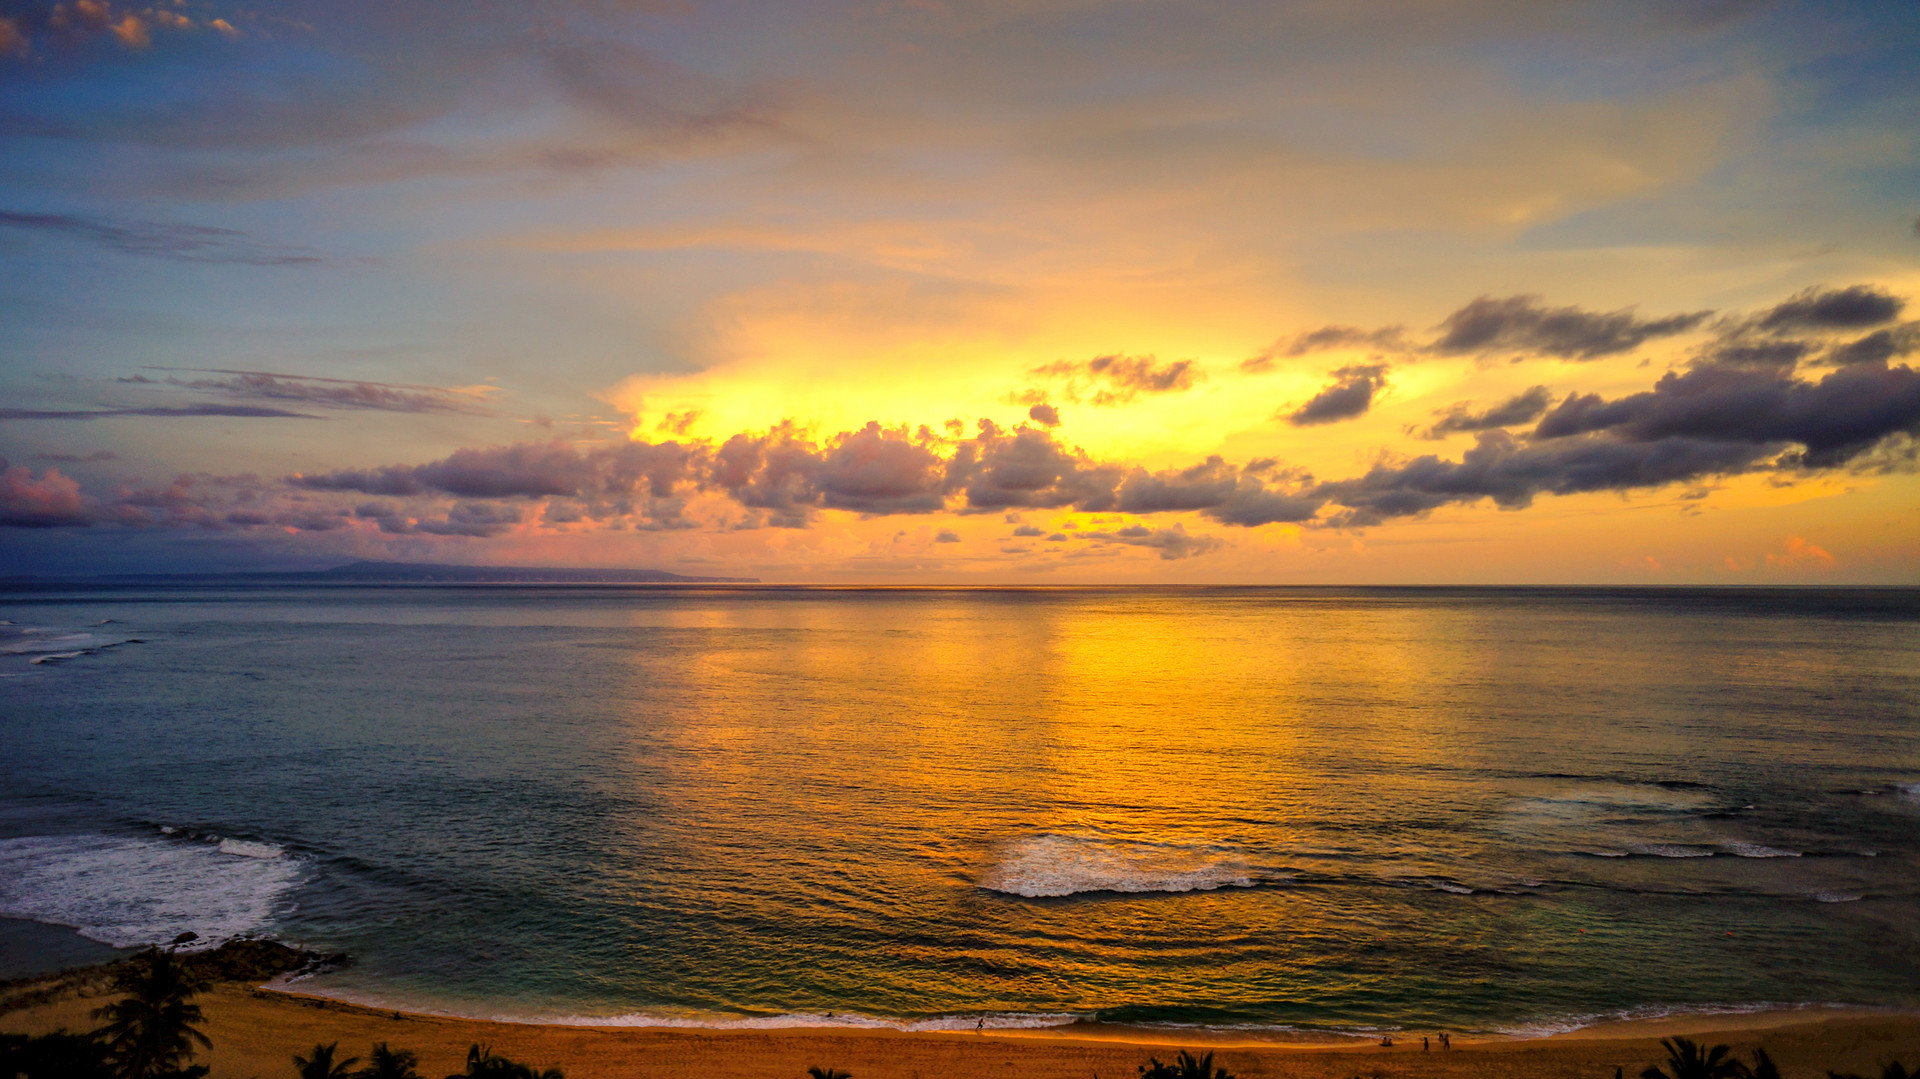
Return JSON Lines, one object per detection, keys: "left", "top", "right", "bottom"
{"left": 979, "top": 834, "right": 1256, "bottom": 898}
{"left": 0, "top": 831, "right": 305, "bottom": 948}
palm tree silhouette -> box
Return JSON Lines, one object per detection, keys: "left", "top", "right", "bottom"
{"left": 92, "top": 948, "right": 212, "bottom": 1079}
{"left": 357, "top": 1042, "right": 423, "bottom": 1079}
{"left": 293, "top": 1042, "right": 359, "bottom": 1079}
{"left": 444, "top": 1043, "right": 563, "bottom": 1079}
{"left": 808, "top": 1068, "right": 852, "bottom": 1079}
{"left": 1138, "top": 1050, "right": 1236, "bottom": 1079}
{"left": 1748, "top": 1048, "right": 1781, "bottom": 1079}
{"left": 1640, "top": 1038, "right": 1748, "bottom": 1079}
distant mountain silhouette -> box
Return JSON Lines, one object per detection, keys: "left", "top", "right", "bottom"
{"left": 4, "top": 560, "right": 757, "bottom": 584}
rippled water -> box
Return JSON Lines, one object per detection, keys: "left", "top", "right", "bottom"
{"left": 1, "top": 586, "right": 1916, "bottom": 1034}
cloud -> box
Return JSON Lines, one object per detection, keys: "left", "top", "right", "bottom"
{"left": 1242, "top": 325, "right": 1408, "bottom": 371}
{"left": 136, "top": 369, "right": 495, "bottom": 414}
{"left": 946, "top": 420, "right": 1124, "bottom": 511}
{"left": 1751, "top": 285, "right": 1904, "bottom": 333}
{"left": 1114, "top": 456, "right": 1319, "bottom": 527}
{"left": 1425, "top": 385, "right": 1554, "bottom": 437}
{"left": 1825, "top": 323, "right": 1920, "bottom": 367}
{"left": 1288, "top": 363, "right": 1389, "bottom": 426}
{"left": 1027, "top": 402, "right": 1061, "bottom": 426}
{"left": 933, "top": 529, "right": 960, "bottom": 542}
{"left": 1029, "top": 354, "right": 1199, "bottom": 405}
{"left": 0, "top": 211, "right": 326, "bottom": 265}
{"left": 1532, "top": 360, "right": 1920, "bottom": 467}
{"left": 1011, "top": 524, "right": 1044, "bottom": 536}
{"left": 0, "top": 459, "right": 90, "bottom": 527}
{"left": 1315, "top": 429, "right": 1768, "bottom": 526}
{"left": 1765, "top": 535, "right": 1834, "bottom": 569}
{"left": 1431, "top": 295, "right": 1711, "bottom": 360}
{"left": 1079, "top": 523, "right": 1224, "bottom": 560}
{"left": 0, "top": 405, "right": 322, "bottom": 420}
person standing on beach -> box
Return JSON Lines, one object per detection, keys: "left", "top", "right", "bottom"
{"left": 1423, "top": 1037, "right": 1430, "bottom": 1052}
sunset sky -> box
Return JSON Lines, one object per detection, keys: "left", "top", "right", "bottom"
{"left": 1, "top": 0, "right": 1916, "bottom": 582}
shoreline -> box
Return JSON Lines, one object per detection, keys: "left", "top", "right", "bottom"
{"left": 269, "top": 981, "right": 1910, "bottom": 1046}
{"left": 5, "top": 979, "right": 1916, "bottom": 1079}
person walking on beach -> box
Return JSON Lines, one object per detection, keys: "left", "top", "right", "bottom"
{"left": 1423, "top": 1037, "right": 1430, "bottom": 1052}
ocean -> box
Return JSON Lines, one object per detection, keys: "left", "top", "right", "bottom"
{"left": 1, "top": 585, "right": 1916, "bottom": 1037}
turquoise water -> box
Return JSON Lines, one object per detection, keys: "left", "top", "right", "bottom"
{"left": 1, "top": 586, "right": 1917, "bottom": 1034}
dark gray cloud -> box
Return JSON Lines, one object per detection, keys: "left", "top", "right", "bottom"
{"left": 1431, "top": 295, "right": 1711, "bottom": 360}
{"left": 1115, "top": 456, "right": 1319, "bottom": 527}
{"left": 933, "top": 529, "right": 960, "bottom": 542}
{"left": 1011, "top": 524, "right": 1044, "bottom": 537}
{"left": 1027, "top": 402, "right": 1061, "bottom": 426}
{"left": 1030, "top": 354, "right": 1199, "bottom": 405}
{"left": 137, "top": 369, "right": 492, "bottom": 414}
{"left": 1696, "top": 338, "right": 1813, "bottom": 369}
{"left": 1243, "top": 325, "right": 1408, "bottom": 371}
{"left": 1426, "top": 385, "right": 1554, "bottom": 437}
{"left": 1078, "top": 524, "right": 1224, "bottom": 560}
{"left": 1826, "top": 323, "right": 1920, "bottom": 366}
{"left": 1752, "top": 285, "right": 1904, "bottom": 332}
{"left": 1533, "top": 360, "right": 1920, "bottom": 467}
{"left": 0, "top": 210, "right": 325, "bottom": 265}
{"left": 1314, "top": 429, "right": 1768, "bottom": 526}
{"left": 0, "top": 404, "right": 321, "bottom": 420}
{"left": 1289, "top": 363, "right": 1388, "bottom": 426}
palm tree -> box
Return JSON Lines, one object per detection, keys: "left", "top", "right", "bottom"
{"left": 1641, "top": 1038, "right": 1748, "bottom": 1079}
{"left": 293, "top": 1042, "right": 359, "bottom": 1079}
{"left": 1139, "top": 1051, "right": 1235, "bottom": 1079}
{"left": 808, "top": 1068, "right": 852, "bottom": 1079}
{"left": 92, "top": 948, "right": 212, "bottom": 1079}
{"left": 444, "top": 1044, "right": 563, "bottom": 1079}
{"left": 357, "top": 1043, "right": 423, "bottom": 1079}
{"left": 1749, "top": 1048, "right": 1781, "bottom": 1079}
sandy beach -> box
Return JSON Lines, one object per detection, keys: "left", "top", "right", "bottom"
{"left": 5, "top": 979, "right": 1916, "bottom": 1079}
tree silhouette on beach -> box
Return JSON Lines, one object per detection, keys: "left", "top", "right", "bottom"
{"left": 445, "top": 1043, "right": 564, "bottom": 1079}
{"left": 293, "top": 1042, "right": 359, "bottom": 1079}
{"left": 357, "top": 1042, "right": 424, "bottom": 1079}
{"left": 1138, "top": 1050, "right": 1236, "bottom": 1079}
{"left": 807, "top": 1068, "right": 851, "bottom": 1079}
{"left": 92, "top": 948, "right": 212, "bottom": 1079}
{"left": 1640, "top": 1038, "right": 1747, "bottom": 1079}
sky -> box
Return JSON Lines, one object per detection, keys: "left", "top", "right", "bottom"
{"left": 0, "top": 0, "right": 1916, "bottom": 582}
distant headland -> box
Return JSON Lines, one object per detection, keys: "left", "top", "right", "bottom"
{"left": 3, "top": 560, "right": 759, "bottom": 585}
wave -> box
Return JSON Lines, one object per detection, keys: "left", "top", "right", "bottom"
{"left": 0, "top": 831, "right": 305, "bottom": 949}
{"left": 1628, "top": 844, "right": 1715, "bottom": 858}
{"left": 1494, "top": 1000, "right": 1837, "bottom": 1038}
{"left": 979, "top": 834, "right": 1256, "bottom": 898}
{"left": 1719, "top": 842, "right": 1802, "bottom": 858}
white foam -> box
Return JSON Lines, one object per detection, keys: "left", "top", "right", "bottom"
{"left": 217, "top": 838, "right": 285, "bottom": 859}
{"left": 29, "top": 651, "right": 90, "bottom": 665}
{"left": 0, "top": 833, "right": 305, "bottom": 948}
{"left": 1496, "top": 1001, "right": 1824, "bottom": 1038}
{"left": 979, "top": 834, "right": 1255, "bottom": 898}
{"left": 1629, "top": 844, "right": 1714, "bottom": 858}
{"left": 1898, "top": 783, "right": 1920, "bottom": 804}
{"left": 1720, "top": 842, "right": 1802, "bottom": 858}
{"left": 1810, "top": 891, "right": 1861, "bottom": 903}
{"left": 546, "top": 1009, "right": 1089, "bottom": 1031}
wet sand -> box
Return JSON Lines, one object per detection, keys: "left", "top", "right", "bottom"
{"left": 4, "top": 981, "right": 1916, "bottom": 1079}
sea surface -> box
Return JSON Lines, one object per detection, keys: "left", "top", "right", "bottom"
{"left": 2, "top": 585, "right": 1917, "bottom": 1036}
